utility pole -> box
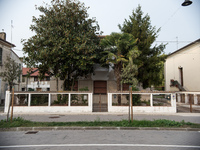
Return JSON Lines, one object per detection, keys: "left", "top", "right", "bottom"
{"left": 129, "top": 86, "right": 133, "bottom": 122}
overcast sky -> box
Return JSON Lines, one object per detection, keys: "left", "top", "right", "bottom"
{"left": 0, "top": 0, "right": 199, "bottom": 57}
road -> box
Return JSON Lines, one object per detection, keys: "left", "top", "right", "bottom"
{"left": 0, "top": 130, "right": 200, "bottom": 150}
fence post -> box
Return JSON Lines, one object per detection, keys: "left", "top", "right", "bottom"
{"left": 177, "top": 93, "right": 181, "bottom": 102}
{"left": 28, "top": 94, "right": 31, "bottom": 106}
{"left": 171, "top": 93, "right": 176, "bottom": 107}
{"left": 107, "top": 93, "right": 112, "bottom": 112}
{"left": 185, "top": 94, "right": 189, "bottom": 104}
{"left": 89, "top": 93, "right": 92, "bottom": 109}
{"left": 68, "top": 93, "right": 71, "bottom": 107}
{"left": 150, "top": 94, "right": 153, "bottom": 107}
{"left": 188, "top": 94, "right": 192, "bottom": 113}
{"left": 194, "top": 94, "right": 198, "bottom": 105}
{"left": 48, "top": 94, "right": 51, "bottom": 106}
{"left": 4, "top": 91, "right": 10, "bottom": 113}
{"left": 171, "top": 93, "right": 176, "bottom": 112}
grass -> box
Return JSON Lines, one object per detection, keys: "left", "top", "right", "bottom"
{"left": 0, "top": 117, "right": 200, "bottom": 128}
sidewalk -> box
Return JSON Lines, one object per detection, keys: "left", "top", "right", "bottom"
{"left": 1, "top": 112, "right": 200, "bottom": 124}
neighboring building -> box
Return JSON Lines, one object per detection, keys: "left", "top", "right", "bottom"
{"left": 0, "top": 32, "right": 22, "bottom": 103}
{"left": 21, "top": 68, "right": 50, "bottom": 91}
{"left": 165, "top": 38, "right": 200, "bottom": 91}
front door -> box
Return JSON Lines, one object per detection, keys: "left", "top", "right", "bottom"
{"left": 93, "top": 81, "right": 108, "bottom": 112}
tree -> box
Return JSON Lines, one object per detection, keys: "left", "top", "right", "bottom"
{"left": 22, "top": 0, "right": 101, "bottom": 90}
{"left": 119, "top": 5, "right": 167, "bottom": 89}
{"left": 100, "top": 32, "right": 139, "bottom": 104}
{"left": 0, "top": 56, "right": 22, "bottom": 91}
{"left": 121, "top": 52, "right": 138, "bottom": 88}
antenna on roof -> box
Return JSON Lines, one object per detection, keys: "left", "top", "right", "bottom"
{"left": 11, "top": 20, "right": 13, "bottom": 43}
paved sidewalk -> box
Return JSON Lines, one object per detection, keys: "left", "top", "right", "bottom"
{"left": 1, "top": 112, "right": 200, "bottom": 124}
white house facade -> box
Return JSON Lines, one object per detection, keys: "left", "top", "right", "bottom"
{"left": 165, "top": 38, "right": 200, "bottom": 91}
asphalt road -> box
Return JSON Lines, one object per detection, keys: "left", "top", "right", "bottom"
{"left": 0, "top": 130, "right": 199, "bottom": 150}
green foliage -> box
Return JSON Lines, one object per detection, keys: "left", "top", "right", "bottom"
{"left": 121, "top": 63, "right": 138, "bottom": 88}
{"left": 126, "top": 87, "right": 141, "bottom": 106}
{"left": 79, "top": 87, "right": 89, "bottom": 92}
{"left": 1, "top": 117, "right": 199, "bottom": 128}
{"left": 100, "top": 33, "right": 139, "bottom": 104}
{"left": 0, "top": 56, "right": 22, "bottom": 90}
{"left": 53, "top": 94, "right": 68, "bottom": 105}
{"left": 22, "top": 0, "right": 102, "bottom": 90}
{"left": 31, "top": 95, "right": 48, "bottom": 106}
{"left": 119, "top": 5, "right": 167, "bottom": 88}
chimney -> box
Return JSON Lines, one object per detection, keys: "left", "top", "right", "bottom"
{"left": 0, "top": 32, "right": 6, "bottom": 40}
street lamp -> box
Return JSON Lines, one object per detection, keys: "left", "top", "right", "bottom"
{"left": 182, "top": 0, "right": 192, "bottom": 6}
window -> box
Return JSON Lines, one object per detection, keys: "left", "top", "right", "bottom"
{"left": 94, "top": 81, "right": 107, "bottom": 94}
{"left": 22, "top": 76, "right": 25, "bottom": 82}
{"left": 34, "top": 77, "right": 38, "bottom": 81}
{"left": 0, "top": 48, "right": 2, "bottom": 65}
{"left": 46, "top": 77, "right": 50, "bottom": 81}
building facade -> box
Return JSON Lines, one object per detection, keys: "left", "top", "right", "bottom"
{"left": 0, "top": 32, "right": 22, "bottom": 103}
{"left": 21, "top": 68, "right": 50, "bottom": 91}
{"left": 165, "top": 39, "right": 200, "bottom": 91}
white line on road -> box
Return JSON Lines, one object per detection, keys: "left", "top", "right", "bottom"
{"left": 0, "top": 144, "right": 200, "bottom": 149}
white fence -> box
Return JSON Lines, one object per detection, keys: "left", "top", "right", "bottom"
{"left": 4, "top": 91, "right": 180, "bottom": 114}
{"left": 108, "top": 92, "right": 176, "bottom": 113}
{"left": 176, "top": 92, "right": 200, "bottom": 105}
{"left": 4, "top": 91, "right": 93, "bottom": 113}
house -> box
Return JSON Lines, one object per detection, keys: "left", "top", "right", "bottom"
{"left": 0, "top": 32, "right": 22, "bottom": 103}
{"left": 21, "top": 68, "right": 50, "bottom": 91}
{"left": 164, "top": 38, "right": 200, "bottom": 91}
{"left": 50, "top": 64, "right": 132, "bottom": 108}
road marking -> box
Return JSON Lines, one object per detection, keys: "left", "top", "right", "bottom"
{"left": 0, "top": 144, "right": 200, "bottom": 149}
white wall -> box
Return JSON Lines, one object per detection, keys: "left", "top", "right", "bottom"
{"left": 165, "top": 41, "right": 200, "bottom": 91}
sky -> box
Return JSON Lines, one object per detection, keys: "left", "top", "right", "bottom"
{"left": 0, "top": 0, "right": 199, "bottom": 57}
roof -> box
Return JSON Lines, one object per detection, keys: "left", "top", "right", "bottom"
{"left": 22, "top": 68, "right": 49, "bottom": 77}
{"left": 167, "top": 38, "right": 200, "bottom": 57}
{"left": 0, "top": 38, "right": 15, "bottom": 48}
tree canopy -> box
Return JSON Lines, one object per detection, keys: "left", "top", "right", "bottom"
{"left": 0, "top": 57, "right": 22, "bottom": 91}
{"left": 100, "top": 32, "right": 139, "bottom": 104}
{"left": 119, "top": 5, "right": 166, "bottom": 89}
{"left": 22, "top": 0, "right": 101, "bottom": 90}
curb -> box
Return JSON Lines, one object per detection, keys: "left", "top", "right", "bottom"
{"left": 0, "top": 127, "right": 200, "bottom": 132}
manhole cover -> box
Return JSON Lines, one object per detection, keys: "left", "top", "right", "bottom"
{"left": 25, "top": 131, "right": 38, "bottom": 134}
{"left": 49, "top": 116, "right": 60, "bottom": 119}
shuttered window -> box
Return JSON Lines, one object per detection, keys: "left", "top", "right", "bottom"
{"left": 94, "top": 81, "right": 107, "bottom": 94}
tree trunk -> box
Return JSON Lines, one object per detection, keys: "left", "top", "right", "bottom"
{"left": 115, "top": 63, "right": 122, "bottom": 105}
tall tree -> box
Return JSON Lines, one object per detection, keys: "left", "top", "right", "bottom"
{"left": 0, "top": 57, "right": 22, "bottom": 91}
{"left": 100, "top": 32, "right": 139, "bottom": 104}
{"left": 22, "top": 0, "right": 101, "bottom": 90}
{"left": 119, "top": 5, "right": 166, "bottom": 89}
